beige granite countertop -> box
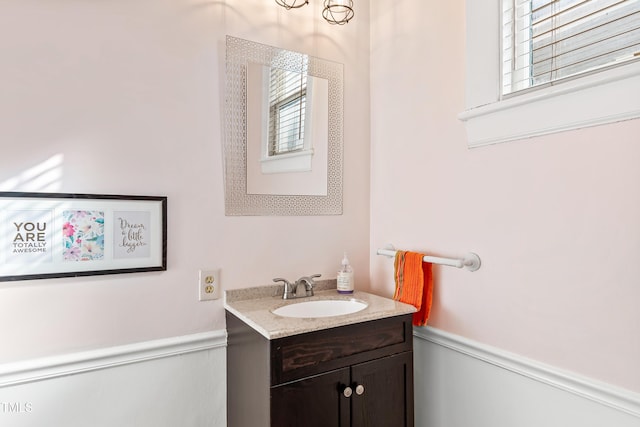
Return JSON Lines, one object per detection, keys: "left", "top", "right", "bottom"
{"left": 224, "top": 280, "right": 416, "bottom": 340}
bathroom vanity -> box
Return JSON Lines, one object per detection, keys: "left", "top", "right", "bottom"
{"left": 225, "top": 282, "right": 416, "bottom": 427}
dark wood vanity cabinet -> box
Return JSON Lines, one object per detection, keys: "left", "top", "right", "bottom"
{"left": 271, "top": 351, "right": 413, "bottom": 427}
{"left": 226, "top": 311, "right": 414, "bottom": 427}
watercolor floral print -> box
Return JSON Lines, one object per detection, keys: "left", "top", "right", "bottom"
{"left": 62, "top": 210, "right": 105, "bottom": 261}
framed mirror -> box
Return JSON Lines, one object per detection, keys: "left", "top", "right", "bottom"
{"left": 223, "top": 36, "right": 343, "bottom": 215}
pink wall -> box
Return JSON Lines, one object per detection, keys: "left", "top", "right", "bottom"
{"left": 4, "top": 0, "right": 638, "bottom": 398}
{"left": 0, "top": 0, "right": 371, "bottom": 363}
{"left": 369, "top": 1, "right": 640, "bottom": 393}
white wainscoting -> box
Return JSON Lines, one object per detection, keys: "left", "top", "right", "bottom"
{"left": 414, "top": 327, "right": 640, "bottom": 427}
{"left": 0, "top": 331, "right": 227, "bottom": 427}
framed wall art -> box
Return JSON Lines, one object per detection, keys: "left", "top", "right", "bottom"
{"left": 0, "top": 192, "right": 167, "bottom": 282}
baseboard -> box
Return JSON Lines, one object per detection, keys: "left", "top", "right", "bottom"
{"left": 0, "top": 330, "right": 227, "bottom": 388}
{"left": 414, "top": 327, "right": 640, "bottom": 419}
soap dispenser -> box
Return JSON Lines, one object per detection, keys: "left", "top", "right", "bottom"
{"left": 337, "top": 252, "right": 354, "bottom": 294}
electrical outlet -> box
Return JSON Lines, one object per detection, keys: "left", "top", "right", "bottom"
{"left": 199, "top": 269, "right": 221, "bottom": 301}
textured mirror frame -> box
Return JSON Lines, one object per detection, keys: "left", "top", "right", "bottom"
{"left": 223, "top": 36, "right": 343, "bottom": 216}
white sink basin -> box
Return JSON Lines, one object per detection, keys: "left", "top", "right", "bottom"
{"left": 272, "top": 299, "right": 368, "bottom": 318}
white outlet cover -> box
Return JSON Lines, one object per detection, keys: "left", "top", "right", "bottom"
{"left": 199, "top": 269, "right": 221, "bottom": 301}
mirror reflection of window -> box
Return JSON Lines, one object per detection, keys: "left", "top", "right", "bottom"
{"left": 260, "top": 62, "right": 319, "bottom": 176}
{"left": 268, "top": 67, "right": 307, "bottom": 156}
{"left": 245, "top": 60, "right": 329, "bottom": 196}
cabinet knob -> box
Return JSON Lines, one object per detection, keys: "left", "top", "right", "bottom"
{"left": 355, "top": 384, "right": 365, "bottom": 395}
{"left": 343, "top": 386, "right": 353, "bottom": 398}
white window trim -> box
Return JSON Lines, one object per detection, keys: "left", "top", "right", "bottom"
{"left": 460, "top": 0, "right": 640, "bottom": 148}
{"left": 259, "top": 66, "right": 316, "bottom": 174}
{"left": 260, "top": 147, "right": 314, "bottom": 174}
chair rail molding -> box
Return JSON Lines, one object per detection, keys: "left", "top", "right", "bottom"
{"left": 0, "top": 330, "right": 227, "bottom": 388}
{"left": 414, "top": 327, "right": 640, "bottom": 418}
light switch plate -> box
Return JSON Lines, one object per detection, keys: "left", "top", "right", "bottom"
{"left": 199, "top": 269, "right": 221, "bottom": 301}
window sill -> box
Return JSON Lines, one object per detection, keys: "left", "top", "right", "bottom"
{"left": 260, "top": 149, "right": 314, "bottom": 174}
{"left": 459, "top": 61, "right": 640, "bottom": 148}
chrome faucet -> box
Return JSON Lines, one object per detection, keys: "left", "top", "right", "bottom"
{"left": 273, "top": 278, "right": 296, "bottom": 300}
{"left": 296, "top": 274, "right": 321, "bottom": 296}
{"left": 273, "top": 274, "right": 321, "bottom": 300}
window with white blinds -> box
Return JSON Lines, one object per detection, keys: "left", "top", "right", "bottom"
{"left": 268, "top": 67, "right": 307, "bottom": 156}
{"left": 502, "top": 0, "right": 640, "bottom": 95}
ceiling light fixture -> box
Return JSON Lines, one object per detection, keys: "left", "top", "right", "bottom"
{"left": 275, "top": 0, "right": 309, "bottom": 10}
{"left": 322, "top": 0, "right": 354, "bottom": 25}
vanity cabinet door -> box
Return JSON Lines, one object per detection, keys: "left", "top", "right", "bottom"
{"left": 270, "top": 352, "right": 414, "bottom": 427}
{"left": 271, "top": 367, "right": 351, "bottom": 427}
{"left": 351, "top": 352, "right": 414, "bottom": 427}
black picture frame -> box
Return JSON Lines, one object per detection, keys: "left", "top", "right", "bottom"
{"left": 0, "top": 192, "right": 167, "bottom": 282}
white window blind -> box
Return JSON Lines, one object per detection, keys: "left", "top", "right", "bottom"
{"left": 268, "top": 67, "right": 307, "bottom": 156}
{"left": 502, "top": 0, "right": 640, "bottom": 95}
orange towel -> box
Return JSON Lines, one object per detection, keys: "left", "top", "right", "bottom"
{"left": 393, "top": 251, "right": 433, "bottom": 326}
